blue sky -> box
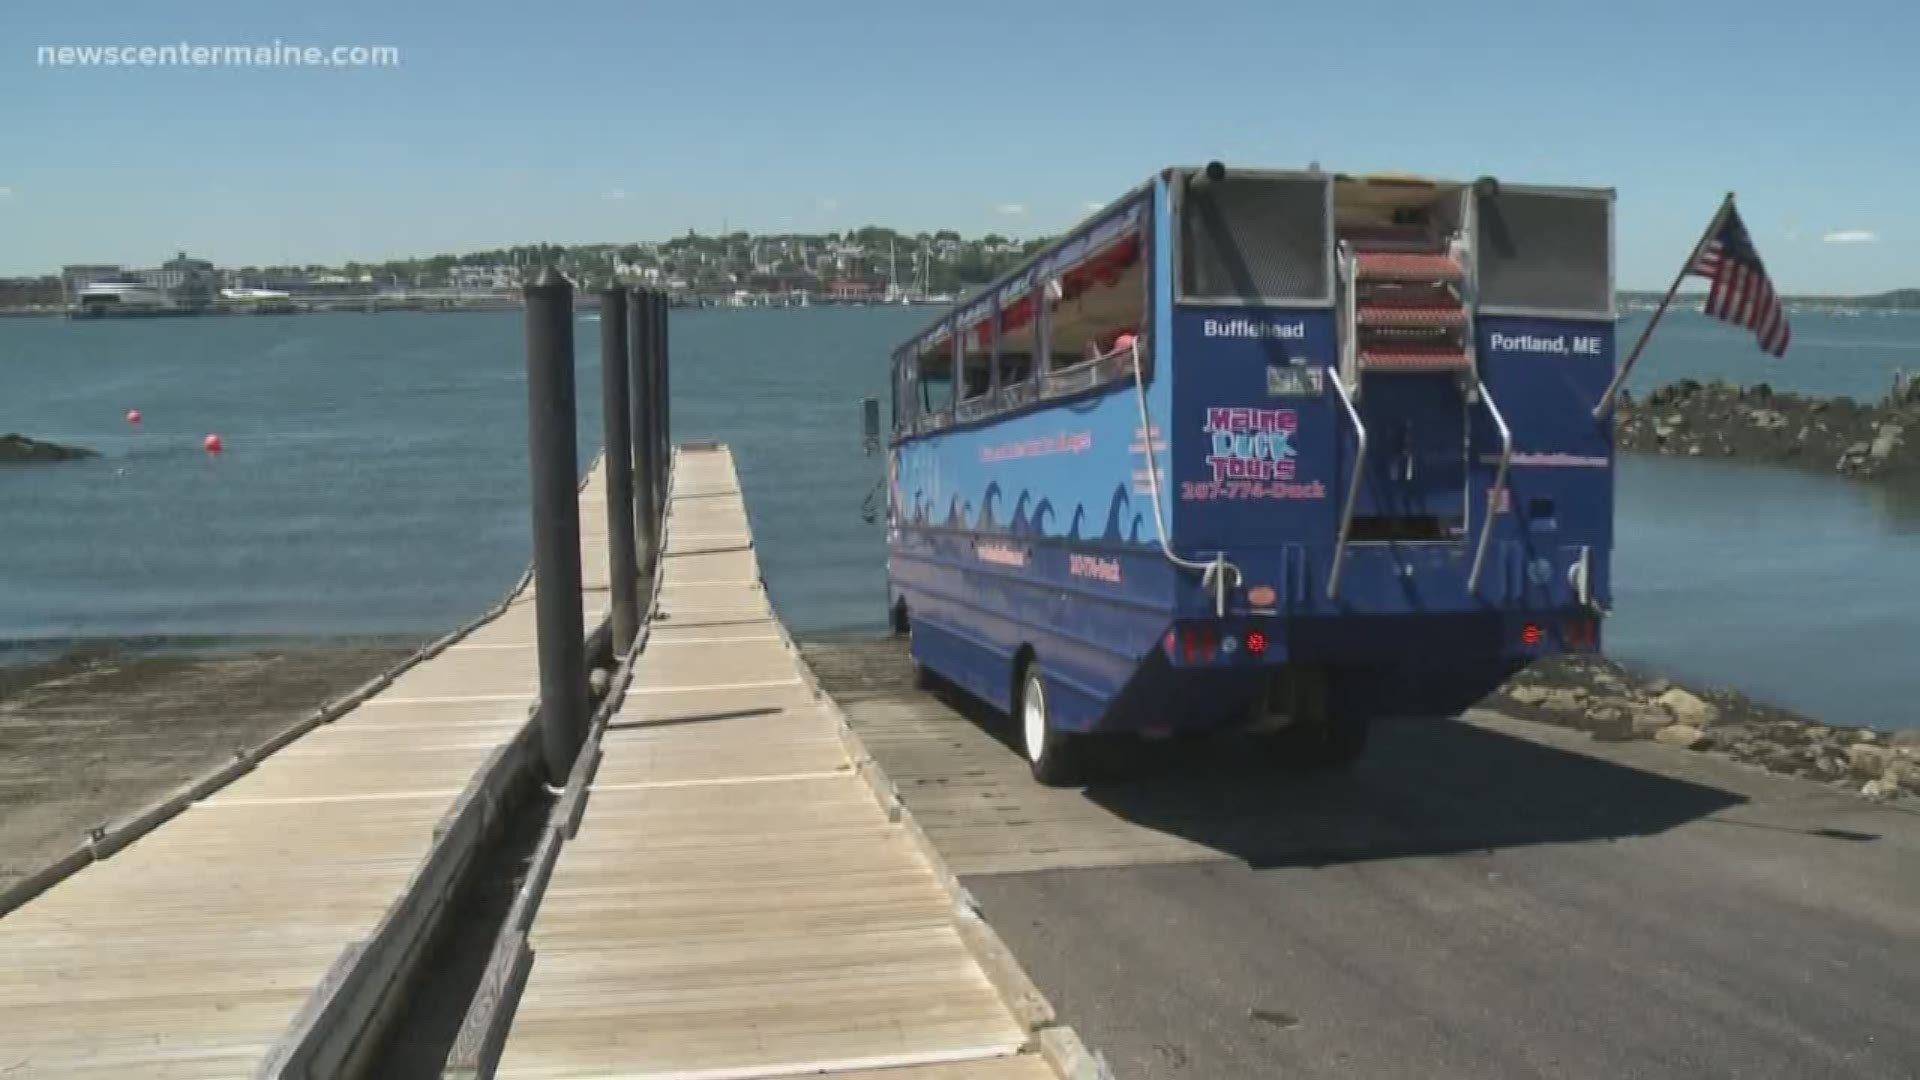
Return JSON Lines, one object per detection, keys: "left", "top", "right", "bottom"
{"left": 2, "top": 0, "right": 1913, "bottom": 291}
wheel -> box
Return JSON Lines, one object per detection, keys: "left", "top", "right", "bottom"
{"left": 1269, "top": 709, "right": 1369, "bottom": 771}
{"left": 904, "top": 610, "right": 937, "bottom": 690}
{"left": 1019, "top": 661, "right": 1080, "bottom": 786}
{"left": 1263, "top": 667, "right": 1369, "bottom": 771}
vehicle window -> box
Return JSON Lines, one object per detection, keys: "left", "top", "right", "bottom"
{"left": 1044, "top": 232, "right": 1145, "bottom": 372}
{"left": 916, "top": 334, "right": 953, "bottom": 417}
{"left": 958, "top": 318, "right": 992, "bottom": 402}
{"left": 998, "top": 291, "right": 1037, "bottom": 391}
{"left": 892, "top": 354, "right": 911, "bottom": 431}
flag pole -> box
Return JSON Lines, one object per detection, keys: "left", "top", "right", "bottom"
{"left": 1592, "top": 192, "right": 1735, "bottom": 421}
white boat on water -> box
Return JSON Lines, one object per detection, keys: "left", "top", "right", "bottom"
{"left": 74, "top": 280, "right": 172, "bottom": 312}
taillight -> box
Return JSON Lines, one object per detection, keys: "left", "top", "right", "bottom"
{"left": 1520, "top": 622, "right": 1543, "bottom": 647}
{"left": 1246, "top": 630, "right": 1268, "bottom": 655}
{"left": 1175, "top": 624, "right": 1219, "bottom": 664}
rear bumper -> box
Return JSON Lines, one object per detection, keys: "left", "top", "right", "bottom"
{"left": 1096, "top": 609, "right": 1599, "bottom": 733}
{"left": 1184, "top": 541, "right": 1609, "bottom": 622}
{"left": 1159, "top": 609, "right": 1600, "bottom": 670}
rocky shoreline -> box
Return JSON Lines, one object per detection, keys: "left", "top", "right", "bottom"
{"left": 0, "top": 433, "right": 96, "bottom": 464}
{"left": 1614, "top": 372, "right": 1919, "bottom": 482}
{"left": 1491, "top": 655, "right": 1919, "bottom": 802}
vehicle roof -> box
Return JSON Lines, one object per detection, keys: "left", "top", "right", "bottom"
{"left": 891, "top": 165, "right": 1614, "bottom": 360}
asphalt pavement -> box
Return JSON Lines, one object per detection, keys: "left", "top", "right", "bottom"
{"left": 806, "top": 641, "right": 1920, "bottom": 1080}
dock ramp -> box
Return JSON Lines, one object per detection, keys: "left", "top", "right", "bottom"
{"left": 482, "top": 445, "right": 1082, "bottom": 1080}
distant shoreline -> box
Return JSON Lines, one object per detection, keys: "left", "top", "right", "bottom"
{"left": 0, "top": 302, "right": 525, "bottom": 319}
{"left": 7, "top": 296, "right": 1920, "bottom": 319}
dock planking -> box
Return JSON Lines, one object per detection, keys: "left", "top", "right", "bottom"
{"left": 0, "top": 464, "right": 619, "bottom": 1080}
{"left": 491, "top": 445, "right": 1046, "bottom": 1080}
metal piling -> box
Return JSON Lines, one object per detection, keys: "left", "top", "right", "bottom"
{"left": 598, "top": 284, "right": 640, "bottom": 655}
{"left": 523, "top": 268, "right": 588, "bottom": 783}
{"left": 630, "top": 288, "right": 659, "bottom": 574}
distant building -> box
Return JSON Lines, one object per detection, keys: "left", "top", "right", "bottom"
{"left": 61, "top": 264, "right": 124, "bottom": 302}
{"left": 748, "top": 269, "right": 815, "bottom": 294}
{"left": 450, "top": 265, "right": 517, "bottom": 291}
{"left": 138, "top": 251, "right": 214, "bottom": 292}
{"left": 0, "top": 276, "right": 62, "bottom": 309}
{"left": 240, "top": 267, "right": 325, "bottom": 293}
{"left": 826, "top": 278, "right": 882, "bottom": 301}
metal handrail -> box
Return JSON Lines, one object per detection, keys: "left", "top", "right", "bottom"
{"left": 1337, "top": 244, "right": 1358, "bottom": 389}
{"left": 1467, "top": 377, "right": 1512, "bottom": 595}
{"left": 1129, "top": 339, "right": 1241, "bottom": 616}
{"left": 1326, "top": 367, "right": 1368, "bottom": 601}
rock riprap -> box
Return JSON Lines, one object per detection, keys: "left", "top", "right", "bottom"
{"left": 1493, "top": 655, "right": 1919, "bottom": 802}
{"left": 1613, "top": 377, "right": 1918, "bottom": 482}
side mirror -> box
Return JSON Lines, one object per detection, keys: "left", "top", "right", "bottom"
{"left": 861, "top": 396, "right": 881, "bottom": 454}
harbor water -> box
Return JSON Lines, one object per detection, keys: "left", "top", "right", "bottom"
{"left": 2, "top": 306, "right": 1917, "bottom": 729}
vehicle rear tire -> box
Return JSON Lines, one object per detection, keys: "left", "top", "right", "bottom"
{"left": 1019, "top": 661, "right": 1080, "bottom": 786}
{"left": 1263, "top": 666, "right": 1368, "bottom": 771}
{"left": 905, "top": 612, "right": 937, "bottom": 690}
{"left": 1270, "top": 709, "right": 1370, "bottom": 771}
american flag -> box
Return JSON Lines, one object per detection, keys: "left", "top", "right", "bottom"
{"left": 1690, "top": 203, "right": 1790, "bottom": 357}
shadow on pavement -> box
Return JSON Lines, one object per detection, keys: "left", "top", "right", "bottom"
{"left": 1072, "top": 716, "right": 1749, "bottom": 869}
{"left": 805, "top": 636, "right": 1748, "bottom": 871}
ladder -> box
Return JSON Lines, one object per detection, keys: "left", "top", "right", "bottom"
{"left": 1337, "top": 226, "right": 1475, "bottom": 383}
{"left": 1328, "top": 224, "right": 1512, "bottom": 599}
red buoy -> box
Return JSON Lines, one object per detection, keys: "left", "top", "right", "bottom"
{"left": 203, "top": 433, "right": 224, "bottom": 455}
{"left": 126, "top": 409, "right": 142, "bottom": 426}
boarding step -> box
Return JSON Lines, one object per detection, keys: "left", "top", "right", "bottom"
{"left": 1353, "top": 250, "right": 1464, "bottom": 283}
{"left": 1337, "top": 223, "right": 1442, "bottom": 250}
{"left": 1358, "top": 347, "right": 1475, "bottom": 373}
{"left": 1356, "top": 303, "right": 1467, "bottom": 329}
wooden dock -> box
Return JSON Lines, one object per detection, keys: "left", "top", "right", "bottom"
{"left": 0, "top": 466, "right": 618, "bottom": 1079}
{"left": 487, "top": 445, "right": 1073, "bottom": 1080}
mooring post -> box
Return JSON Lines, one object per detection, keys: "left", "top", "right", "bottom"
{"left": 599, "top": 283, "right": 640, "bottom": 655}
{"left": 645, "top": 289, "right": 666, "bottom": 525}
{"left": 657, "top": 291, "right": 672, "bottom": 493}
{"left": 630, "top": 288, "right": 659, "bottom": 573}
{"left": 648, "top": 288, "right": 672, "bottom": 503}
{"left": 524, "top": 267, "right": 588, "bottom": 784}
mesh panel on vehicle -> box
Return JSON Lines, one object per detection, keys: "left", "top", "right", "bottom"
{"left": 1180, "top": 176, "right": 1329, "bottom": 303}
{"left": 1475, "top": 189, "right": 1611, "bottom": 314}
